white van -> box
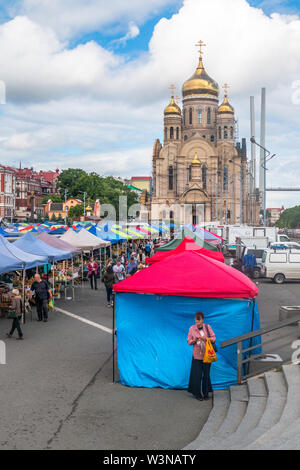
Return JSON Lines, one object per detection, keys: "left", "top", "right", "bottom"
{"left": 261, "top": 249, "right": 300, "bottom": 284}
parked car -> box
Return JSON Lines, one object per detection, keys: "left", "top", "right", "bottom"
{"left": 261, "top": 249, "right": 300, "bottom": 284}
{"left": 269, "top": 241, "right": 300, "bottom": 250}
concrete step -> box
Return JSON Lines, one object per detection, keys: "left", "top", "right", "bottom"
{"left": 184, "top": 390, "right": 230, "bottom": 450}
{"left": 275, "top": 418, "right": 300, "bottom": 450}
{"left": 230, "top": 370, "right": 287, "bottom": 449}
{"left": 196, "top": 384, "right": 248, "bottom": 450}
{"left": 222, "top": 377, "right": 268, "bottom": 449}
{"left": 245, "top": 364, "right": 300, "bottom": 450}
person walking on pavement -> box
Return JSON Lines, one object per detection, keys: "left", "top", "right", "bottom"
{"left": 87, "top": 257, "right": 98, "bottom": 290}
{"left": 102, "top": 265, "right": 116, "bottom": 307}
{"left": 187, "top": 312, "right": 216, "bottom": 401}
{"left": 113, "top": 260, "right": 125, "bottom": 283}
{"left": 30, "top": 274, "right": 52, "bottom": 322}
{"left": 6, "top": 289, "right": 24, "bottom": 340}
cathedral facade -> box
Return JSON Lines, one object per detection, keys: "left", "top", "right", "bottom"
{"left": 151, "top": 42, "right": 255, "bottom": 226}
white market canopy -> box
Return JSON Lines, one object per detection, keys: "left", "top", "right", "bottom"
{"left": 60, "top": 228, "right": 110, "bottom": 251}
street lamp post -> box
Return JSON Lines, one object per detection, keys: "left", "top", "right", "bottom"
{"left": 250, "top": 137, "right": 276, "bottom": 227}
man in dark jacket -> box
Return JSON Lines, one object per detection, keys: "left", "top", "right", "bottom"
{"left": 103, "top": 266, "right": 115, "bottom": 307}
{"left": 30, "top": 274, "right": 52, "bottom": 322}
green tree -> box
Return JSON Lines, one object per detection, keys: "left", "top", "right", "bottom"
{"left": 68, "top": 204, "right": 84, "bottom": 219}
{"left": 57, "top": 169, "right": 139, "bottom": 218}
{"left": 42, "top": 194, "right": 63, "bottom": 204}
{"left": 276, "top": 206, "right": 300, "bottom": 229}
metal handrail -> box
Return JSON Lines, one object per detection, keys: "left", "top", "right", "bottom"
{"left": 221, "top": 313, "right": 300, "bottom": 384}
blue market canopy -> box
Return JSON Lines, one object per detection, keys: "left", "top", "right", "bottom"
{"left": 0, "top": 227, "right": 18, "bottom": 238}
{"left": 14, "top": 232, "right": 72, "bottom": 262}
{"left": 0, "top": 236, "right": 25, "bottom": 274}
{"left": 1, "top": 235, "right": 48, "bottom": 269}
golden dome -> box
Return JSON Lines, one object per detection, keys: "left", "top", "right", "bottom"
{"left": 164, "top": 96, "right": 181, "bottom": 116}
{"left": 182, "top": 56, "right": 219, "bottom": 98}
{"left": 218, "top": 93, "right": 234, "bottom": 115}
{"left": 191, "top": 152, "right": 201, "bottom": 167}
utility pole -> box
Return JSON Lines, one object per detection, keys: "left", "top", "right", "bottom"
{"left": 250, "top": 96, "right": 256, "bottom": 225}
{"left": 260, "top": 88, "right": 266, "bottom": 226}
{"left": 229, "top": 159, "right": 243, "bottom": 224}
{"left": 83, "top": 192, "right": 87, "bottom": 217}
{"left": 64, "top": 189, "right": 68, "bottom": 225}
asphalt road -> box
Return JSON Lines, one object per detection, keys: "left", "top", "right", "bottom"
{"left": 0, "top": 283, "right": 211, "bottom": 450}
{"left": 0, "top": 277, "right": 299, "bottom": 450}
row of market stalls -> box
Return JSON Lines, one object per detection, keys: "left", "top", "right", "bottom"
{"left": 1, "top": 221, "right": 223, "bottom": 247}
{"left": 0, "top": 228, "right": 113, "bottom": 319}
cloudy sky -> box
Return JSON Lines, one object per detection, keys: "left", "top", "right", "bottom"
{"left": 0, "top": 0, "right": 299, "bottom": 208}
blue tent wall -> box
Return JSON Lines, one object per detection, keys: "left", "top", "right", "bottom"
{"left": 116, "top": 293, "right": 261, "bottom": 390}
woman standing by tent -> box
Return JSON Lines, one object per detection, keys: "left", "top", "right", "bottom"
{"left": 187, "top": 312, "right": 216, "bottom": 401}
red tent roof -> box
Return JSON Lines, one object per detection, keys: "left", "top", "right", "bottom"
{"left": 114, "top": 251, "right": 258, "bottom": 298}
{"left": 146, "top": 237, "right": 224, "bottom": 264}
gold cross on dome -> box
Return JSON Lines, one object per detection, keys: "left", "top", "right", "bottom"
{"left": 223, "top": 83, "right": 230, "bottom": 95}
{"left": 195, "top": 40, "right": 206, "bottom": 57}
{"left": 169, "top": 84, "right": 176, "bottom": 97}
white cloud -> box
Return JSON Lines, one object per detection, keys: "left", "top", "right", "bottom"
{"left": 13, "top": 0, "right": 178, "bottom": 40}
{"left": 111, "top": 22, "right": 140, "bottom": 47}
{"left": 0, "top": 0, "right": 300, "bottom": 208}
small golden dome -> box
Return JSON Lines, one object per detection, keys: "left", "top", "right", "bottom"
{"left": 218, "top": 93, "right": 234, "bottom": 115}
{"left": 164, "top": 96, "right": 181, "bottom": 116}
{"left": 191, "top": 152, "right": 201, "bottom": 167}
{"left": 182, "top": 56, "right": 219, "bottom": 98}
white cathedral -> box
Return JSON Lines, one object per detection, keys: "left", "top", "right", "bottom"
{"left": 150, "top": 41, "right": 258, "bottom": 225}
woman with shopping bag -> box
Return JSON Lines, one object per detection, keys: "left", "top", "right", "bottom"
{"left": 187, "top": 312, "right": 216, "bottom": 401}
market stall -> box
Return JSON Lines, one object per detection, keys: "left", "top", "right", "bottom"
{"left": 146, "top": 236, "right": 225, "bottom": 264}
{"left": 114, "top": 250, "right": 261, "bottom": 390}
{"left": 155, "top": 227, "right": 219, "bottom": 252}
{"left": 0, "top": 235, "right": 48, "bottom": 319}
{"left": 14, "top": 232, "right": 73, "bottom": 301}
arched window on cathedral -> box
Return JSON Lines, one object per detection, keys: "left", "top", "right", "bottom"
{"left": 168, "top": 166, "right": 174, "bottom": 190}
{"left": 183, "top": 108, "right": 186, "bottom": 126}
{"left": 164, "top": 127, "right": 168, "bottom": 141}
{"left": 202, "top": 164, "right": 207, "bottom": 190}
{"left": 189, "top": 108, "right": 193, "bottom": 125}
{"left": 170, "top": 127, "right": 174, "bottom": 139}
{"left": 184, "top": 135, "right": 188, "bottom": 141}
{"left": 218, "top": 126, "right": 222, "bottom": 139}
{"left": 224, "top": 126, "right": 228, "bottom": 139}
{"left": 188, "top": 165, "right": 192, "bottom": 181}
{"left": 224, "top": 165, "right": 228, "bottom": 191}
{"left": 230, "top": 126, "right": 234, "bottom": 139}
{"left": 198, "top": 108, "right": 202, "bottom": 124}
{"left": 210, "top": 135, "right": 215, "bottom": 143}
{"left": 207, "top": 107, "right": 211, "bottom": 124}
{"left": 176, "top": 127, "right": 179, "bottom": 140}
{"left": 170, "top": 210, "right": 174, "bottom": 219}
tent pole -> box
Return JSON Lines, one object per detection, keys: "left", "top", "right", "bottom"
{"left": 22, "top": 268, "right": 26, "bottom": 324}
{"left": 81, "top": 253, "right": 83, "bottom": 286}
{"left": 112, "top": 292, "right": 116, "bottom": 383}
{"left": 52, "top": 261, "right": 55, "bottom": 304}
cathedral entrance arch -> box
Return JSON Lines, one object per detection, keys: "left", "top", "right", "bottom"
{"left": 182, "top": 189, "right": 209, "bottom": 224}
